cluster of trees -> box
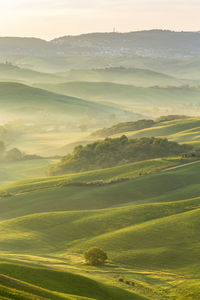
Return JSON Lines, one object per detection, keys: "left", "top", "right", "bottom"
{"left": 92, "top": 119, "right": 155, "bottom": 138}
{"left": 0, "top": 141, "right": 24, "bottom": 162}
{"left": 49, "top": 135, "right": 192, "bottom": 175}
{"left": 0, "top": 140, "right": 41, "bottom": 163}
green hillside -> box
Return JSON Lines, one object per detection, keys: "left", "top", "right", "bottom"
{"left": 91, "top": 119, "right": 155, "bottom": 137}
{"left": 2, "top": 55, "right": 132, "bottom": 73}
{"left": 38, "top": 81, "right": 200, "bottom": 113}
{"left": 58, "top": 67, "right": 182, "bottom": 87}
{"left": 0, "top": 157, "right": 197, "bottom": 219}
{"left": 135, "top": 57, "right": 200, "bottom": 81}
{"left": 0, "top": 82, "right": 137, "bottom": 123}
{"left": 91, "top": 116, "right": 189, "bottom": 138}
{"left": 0, "top": 196, "right": 199, "bottom": 257}
{"left": 59, "top": 116, "right": 196, "bottom": 156}
{"left": 1, "top": 159, "right": 200, "bottom": 298}
{"left": 0, "top": 63, "right": 64, "bottom": 84}
{"left": 3, "top": 31, "right": 200, "bottom": 300}
{"left": 5, "top": 55, "right": 200, "bottom": 82}
{"left": 75, "top": 117, "right": 200, "bottom": 151}
{"left": 123, "top": 118, "right": 200, "bottom": 145}
{"left": 49, "top": 136, "right": 191, "bottom": 175}
{"left": 0, "top": 158, "right": 57, "bottom": 187}
{"left": 0, "top": 263, "right": 144, "bottom": 300}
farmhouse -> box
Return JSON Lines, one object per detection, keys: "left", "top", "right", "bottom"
{"left": 182, "top": 149, "right": 200, "bottom": 158}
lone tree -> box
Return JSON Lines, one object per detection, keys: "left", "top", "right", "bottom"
{"left": 84, "top": 247, "right": 108, "bottom": 266}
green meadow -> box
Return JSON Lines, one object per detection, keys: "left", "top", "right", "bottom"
{"left": 57, "top": 67, "right": 183, "bottom": 87}
{"left": 5, "top": 55, "right": 200, "bottom": 81}
{"left": 38, "top": 81, "right": 200, "bottom": 117}
{"left": 1, "top": 49, "right": 200, "bottom": 299}
{"left": 0, "top": 82, "right": 129, "bottom": 119}
{"left": 60, "top": 117, "right": 200, "bottom": 156}
{"left": 122, "top": 118, "right": 200, "bottom": 146}
{"left": 0, "top": 157, "right": 200, "bottom": 299}
{"left": 0, "top": 63, "right": 65, "bottom": 84}
{"left": 0, "top": 158, "right": 57, "bottom": 186}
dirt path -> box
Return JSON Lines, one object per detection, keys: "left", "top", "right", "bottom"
{"left": 165, "top": 160, "right": 200, "bottom": 171}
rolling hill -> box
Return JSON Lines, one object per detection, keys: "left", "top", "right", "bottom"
{"left": 0, "top": 63, "right": 65, "bottom": 84}
{"left": 0, "top": 263, "right": 145, "bottom": 300}
{"left": 130, "top": 57, "right": 200, "bottom": 81}
{"left": 1, "top": 55, "right": 136, "bottom": 73}
{"left": 2, "top": 31, "right": 200, "bottom": 58}
{"left": 0, "top": 37, "right": 54, "bottom": 56}
{"left": 48, "top": 136, "right": 191, "bottom": 175}
{"left": 58, "top": 67, "right": 183, "bottom": 87}
{"left": 2, "top": 30, "right": 200, "bottom": 300}
{"left": 52, "top": 30, "right": 200, "bottom": 58}
{"left": 4, "top": 53, "right": 200, "bottom": 84}
{"left": 56, "top": 116, "right": 200, "bottom": 163}
{"left": 0, "top": 158, "right": 57, "bottom": 187}
{"left": 0, "top": 157, "right": 198, "bottom": 219}
{"left": 5, "top": 54, "right": 200, "bottom": 80}
{"left": 89, "top": 117, "right": 200, "bottom": 141}
{"left": 37, "top": 81, "right": 200, "bottom": 115}
{"left": 0, "top": 82, "right": 140, "bottom": 125}
{"left": 122, "top": 118, "right": 200, "bottom": 146}
{"left": 0, "top": 158, "right": 200, "bottom": 298}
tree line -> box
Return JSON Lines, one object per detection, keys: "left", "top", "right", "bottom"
{"left": 49, "top": 135, "right": 192, "bottom": 175}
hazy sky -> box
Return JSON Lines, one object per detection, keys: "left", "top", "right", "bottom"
{"left": 0, "top": 0, "right": 200, "bottom": 39}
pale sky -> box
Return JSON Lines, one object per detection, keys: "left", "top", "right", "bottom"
{"left": 0, "top": 0, "right": 200, "bottom": 40}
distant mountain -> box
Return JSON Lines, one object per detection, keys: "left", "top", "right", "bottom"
{"left": 52, "top": 30, "right": 200, "bottom": 58}
{"left": 0, "top": 37, "right": 54, "bottom": 56}
{"left": 1, "top": 30, "right": 200, "bottom": 58}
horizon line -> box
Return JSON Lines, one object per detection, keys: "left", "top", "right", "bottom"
{"left": 1, "top": 29, "right": 200, "bottom": 41}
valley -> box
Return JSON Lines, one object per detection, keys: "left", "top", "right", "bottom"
{"left": 0, "top": 30, "right": 200, "bottom": 299}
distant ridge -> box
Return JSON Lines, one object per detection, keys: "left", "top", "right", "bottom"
{"left": 0, "top": 82, "right": 141, "bottom": 124}
{"left": 1, "top": 30, "right": 200, "bottom": 57}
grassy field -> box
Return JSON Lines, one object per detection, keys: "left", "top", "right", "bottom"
{"left": 0, "top": 82, "right": 131, "bottom": 120}
{"left": 119, "top": 118, "right": 200, "bottom": 146}
{"left": 1, "top": 56, "right": 200, "bottom": 299}
{"left": 57, "top": 67, "right": 183, "bottom": 87}
{"left": 8, "top": 131, "right": 92, "bottom": 157}
{"left": 59, "top": 117, "right": 200, "bottom": 156}
{"left": 0, "top": 263, "right": 146, "bottom": 300}
{"left": 5, "top": 55, "right": 200, "bottom": 82}
{"left": 0, "top": 63, "right": 65, "bottom": 84}
{"left": 0, "top": 157, "right": 199, "bottom": 220}
{"left": 37, "top": 82, "right": 200, "bottom": 117}
{"left": 0, "top": 158, "right": 57, "bottom": 187}
{"left": 34, "top": 117, "right": 200, "bottom": 157}
{"left": 0, "top": 158, "right": 200, "bottom": 298}
{"left": 5, "top": 55, "right": 142, "bottom": 73}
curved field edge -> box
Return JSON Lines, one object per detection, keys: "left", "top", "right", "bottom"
{"left": 2, "top": 157, "right": 193, "bottom": 194}
{"left": 0, "top": 263, "right": 147, "bottom": 300}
